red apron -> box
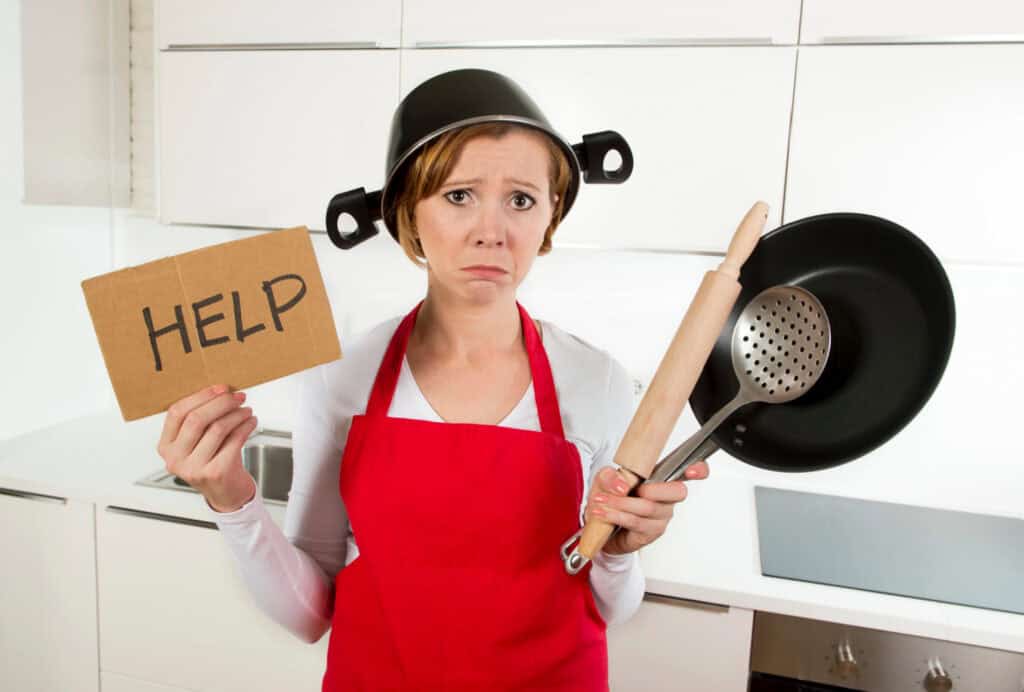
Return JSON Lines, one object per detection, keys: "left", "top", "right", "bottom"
{"left": 321, "top": 299, "right": 609, "bottom": 691}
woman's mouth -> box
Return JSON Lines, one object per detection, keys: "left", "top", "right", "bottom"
{"left": 463, "top": 265, "right": 508, "bottom": 278}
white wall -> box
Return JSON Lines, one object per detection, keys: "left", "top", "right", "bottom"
{"left": 0, "top": 0, "right": 116, "bottom": 440}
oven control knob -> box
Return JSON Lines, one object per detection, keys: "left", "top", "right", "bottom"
{"left": 834, "top": 640, "right": 858, "bottom": 677}
{"left": 924, "top": 658, "right": 953, "bottom": 691}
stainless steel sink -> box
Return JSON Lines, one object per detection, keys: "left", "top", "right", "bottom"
{"left": 136, "top": 427, "right": 292, "bottom": 506}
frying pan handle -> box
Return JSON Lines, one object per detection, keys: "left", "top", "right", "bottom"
{"left": 649, "top": 398, "right": 740, "bottom": 483}
{"left": 650, "top": 435, "right": 721, "bottom": 484}
{"left": 572, "top": 131, "right": 634, "bottom": 184}
{"left": 325, "top": 187, "right": 382, "bottom": 250}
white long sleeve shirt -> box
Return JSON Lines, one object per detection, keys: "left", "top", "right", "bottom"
{"left": 205, "top": 313, "right": 645, "bottom": 644}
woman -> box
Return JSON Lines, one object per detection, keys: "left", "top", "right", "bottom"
{"left": 157, "top": 70, "right": 709, "bottom": 691}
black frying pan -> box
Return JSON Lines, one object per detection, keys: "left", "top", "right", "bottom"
{"left": 688, "top": 212, "right": 956, "bottom": 472}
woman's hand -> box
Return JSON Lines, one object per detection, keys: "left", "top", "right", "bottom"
{"left": 157, "top": 383, "right": 259, "bottom": 513}
{"left": 585, "top": 461, "right": 710, "bottom": 556}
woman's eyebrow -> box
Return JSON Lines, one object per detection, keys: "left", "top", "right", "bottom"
{"left": 442, "top": 177, "right": 541, "bottom": 192}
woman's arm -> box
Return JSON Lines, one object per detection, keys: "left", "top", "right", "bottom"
{"left": 204, "top": 363, "right": 351, "bottom": 644}
{"left": 583, "top": 357, "right": 646, "bottom": 627}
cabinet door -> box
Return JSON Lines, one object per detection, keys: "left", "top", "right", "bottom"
{"left": 785, "top": 44, "right": 1024, "bottom": 264}
{"left": 156, "top": 0, "right": 401, "bottom": 48}
{"left": 403, "top": 0, "right": 801, "bottom": 46}
{"left": 802, "top": 0, "right": 1024, "bottom": 44}
{"left": 401, "top": 47, "right": 795, "bottom": 253}
{"left": 607, "top": 594, "right": 753, "bottom": 691}
{"left": 96, "top": 506, "right": 329, "bottom": 692}
{"left": 0, "top": 492, "right": 99, "bottom": 692}
{"left": 158, "top": 49, "right": 398, "bottom": 231}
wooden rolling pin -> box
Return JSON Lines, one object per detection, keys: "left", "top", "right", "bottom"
{"left": 564, "top": 201, "right": 769, "bottom": 572}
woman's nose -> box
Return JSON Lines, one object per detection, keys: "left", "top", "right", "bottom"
{"left": 471, "top": 202, "right": 507, "bottom": 246}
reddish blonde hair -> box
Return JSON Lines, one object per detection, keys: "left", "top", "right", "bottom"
{"left": 385, "top": 122, "right": 572, "bottom": 268}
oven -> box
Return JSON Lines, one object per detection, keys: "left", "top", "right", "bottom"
{"left": 748, "top": 611, "right": 1024, "bottom": 692}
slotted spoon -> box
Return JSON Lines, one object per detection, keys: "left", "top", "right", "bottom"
{"left": 648, "top": 284, "right": 832, "bottom": 483}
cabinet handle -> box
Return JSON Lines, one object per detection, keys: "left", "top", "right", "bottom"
{"left": 818, "top": 34, "right": 1024, "bottom": 45}
{"left": 0, "top": 487, "right": 67, "bottom": 505}
{"left": 105, "top": 505, "right": 218, "bottom": 530}
{"left": 164, "top": 41, "right": 383, "bottom": 52}
{"left": 644, "top": 592, "right": 730, "bottom": 613}
{"left": 413, "top": 37, "right": 775, "bottom": 49}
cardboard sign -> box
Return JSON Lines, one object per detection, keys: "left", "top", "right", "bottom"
{"left": 82, "top": 226, "right": 342, "bottom": 421}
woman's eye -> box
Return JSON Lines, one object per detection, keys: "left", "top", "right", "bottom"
{"left": 444, "top": 189, "right": 469, "bottom": 204}
{"left": 512, "top": 193, "right": 535, "bottom": 210}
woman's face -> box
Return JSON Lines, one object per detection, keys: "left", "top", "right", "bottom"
{"left": 413, "top": 128, "right": 557, "bottom": 305}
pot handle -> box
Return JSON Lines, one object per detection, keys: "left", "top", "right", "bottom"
{"left": 325, "top": 187, "right": 382, "bottom": 250}
{"left": 572, "top": 131, "right": 634, "bottom": 184}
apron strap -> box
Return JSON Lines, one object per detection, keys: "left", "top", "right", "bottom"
{"left": 516, "top": 301, "right": 566, "bottom": 439}
{"left": 364, "top": 301, "right": 422, "bottom": 419}
{"left": 364, "top": 299, "right": 567, "bottom": 439}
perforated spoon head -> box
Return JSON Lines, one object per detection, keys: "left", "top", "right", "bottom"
{"left": 732, "top": 285, "right": 832, "bottom": 404}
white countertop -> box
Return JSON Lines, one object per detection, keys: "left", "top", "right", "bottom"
{"left": 2, "top": 407, "right": 1021, "bottom": 654}
{"left": 0, "top": 408, "right": 288, "bottom": 527}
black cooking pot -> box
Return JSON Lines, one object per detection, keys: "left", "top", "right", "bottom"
{"left": 689, "top": 212, "right": 956, "bottom": 472}
{"left": 325, "top": 68, "right": 634, "bottom": 250}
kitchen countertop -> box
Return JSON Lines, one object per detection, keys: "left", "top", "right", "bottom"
{"left": 2, "top": 407, "right": 1021, "bottom": 654}
{"left": 0, "top": 407, "right": 288, "bottom": 527}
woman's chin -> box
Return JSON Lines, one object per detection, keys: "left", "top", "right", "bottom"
{"left": 462, "top": 279, "right": 510, "bottom": 301}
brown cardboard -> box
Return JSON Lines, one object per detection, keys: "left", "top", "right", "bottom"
{"left": 81, "top": 226, "right": 342, "bottom": 421}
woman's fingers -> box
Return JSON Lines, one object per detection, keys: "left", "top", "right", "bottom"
{"left": 159, "top": 384, "right": 228, "bottom": 450}
{"left": 205, "top": 413, "right": 260, "bottom": 482}
{"left": 587, "top": 501, "right": 664, "bottom": 538}
{"left": 188, "top": 405, "right": 255, "bottom": 471}
{"left": 682, "top": 459, "right": 711, "bottom": 480}
{"left": 587, "top": 460, "right": 712, "bottom": 553}
{"left": 166, "top": 389, "right": 245, "bottom": 462}
{"left": 587, "top": 460, "right": 709, "bottom": 525}
{"left": 635, "top": 479, "right": 690, "bottom": 503}
{"left": 592, "top": 459, "right": 709, "bottom": 502}
{"left": 593, "top": 488, "right": 679, "bottom": 520}
{"left": 594, "top": 466, "right": 632, "bottom": 497}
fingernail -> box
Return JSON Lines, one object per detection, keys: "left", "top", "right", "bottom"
{"left": 233, "top": 391, "right": 246, "bottom": 402}
{"left": 593, "top": 506, "right": 607, "bottom": 517}
{"left": 615, "top": 481, "right": 629, "bottom": 494}
{"left": 213, "top": 384, "right": 227, "bottom": 394}
{"left": 594, "top": 494, "right": 608, "bottom": 504}
{"left": 686, "top": 468, "right": 697, "bottom": 478}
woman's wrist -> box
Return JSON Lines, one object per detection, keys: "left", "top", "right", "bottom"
{"left": 593, "top": 546, "right": 636, "bottom": 572}
{"left": 206, "top": 478, "right": 258, "bottom": 514}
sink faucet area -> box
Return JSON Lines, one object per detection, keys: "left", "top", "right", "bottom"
{"left": 135, "top": 427, "right": 293, "bottom": 505}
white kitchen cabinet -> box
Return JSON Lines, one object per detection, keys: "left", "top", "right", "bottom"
{"left": 403, "top": 0, "right": 801, "bottom": 46}
{"left": 607, "top": 594, "right": 753, "bottom": 691}
{"left": 156, "top": 0, "right": 401, "bottom": 48}
{"left": 21, "top": 0, "right": 130, "bottom": 207}
{"left": 401, "top": 47, "right": 795, "bottom": 253}
{"left": 801, "top": 0, "right": 1024, "bottom": 44}
{"left": 158, "top": 49, "right": 398, "bottom": 231}
{"left": 96, "top": 505, "right": 329, "bottom": 691}
{"left": 0, "top": 491, "right": 99, "bottom": 692}
{"left": 785, "top": 44, "right": 1024, "bottom": 265}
